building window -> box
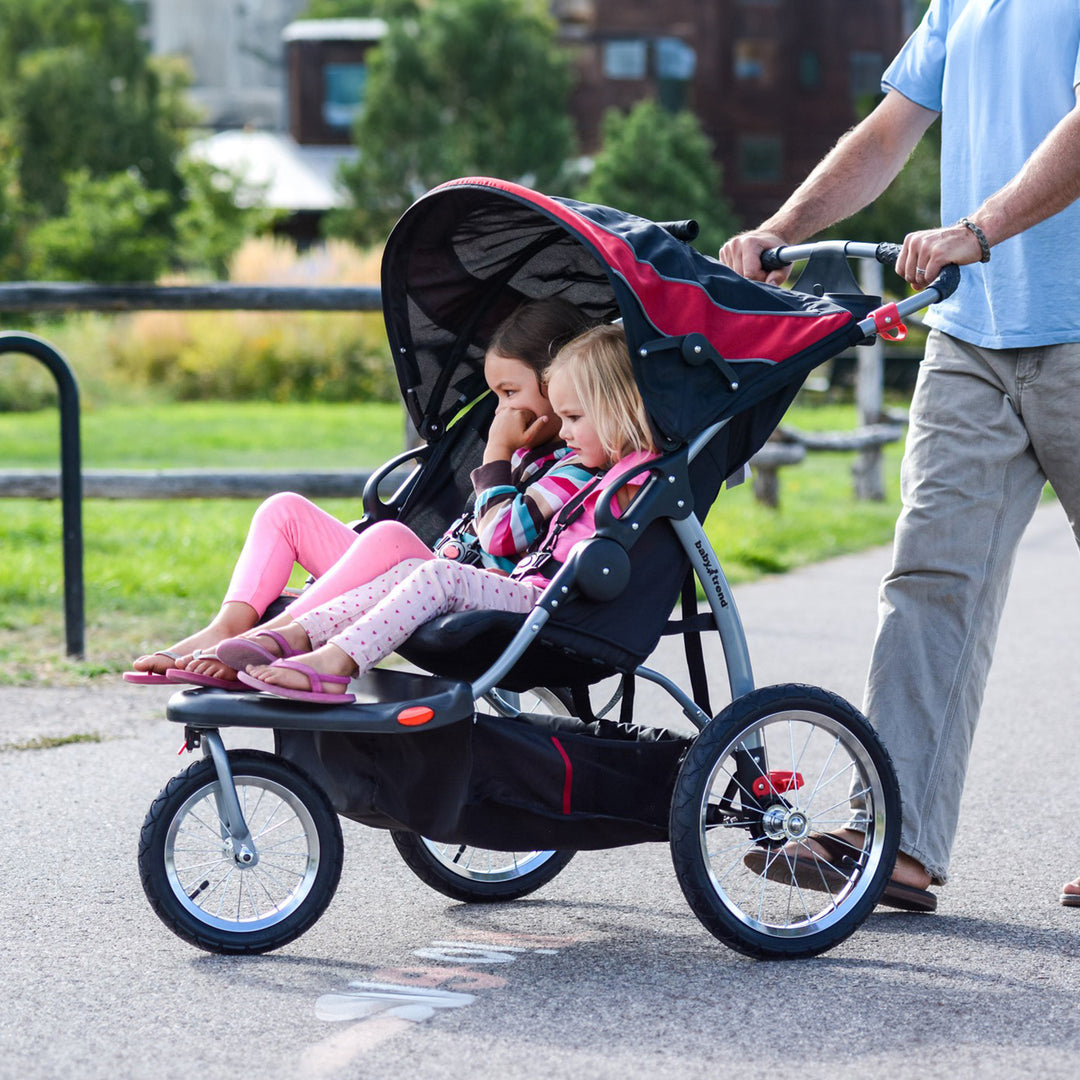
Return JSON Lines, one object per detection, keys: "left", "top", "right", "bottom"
{"left": 739, "top": 135, "right": 783, "bottom": 183}
{"left": 323, "top": 62, "right": 367, "bottom": 129}
{"left": 850, "top": 51, "right": 884, "bottom": 98}
{"left": 798, "top": 50, "right": 821, "bottom": 90}
{"left": 603, "top": 39, "right": 648, "bottom": 80}
{"left": 655, "top": 37, "right": 696, "bottom": 111}
{"left": 734, "top": 39, "right": 777, "bottom": 87}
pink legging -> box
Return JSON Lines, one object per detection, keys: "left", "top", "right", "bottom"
{"left": 222, "top": 492, "right": 433, "bottom": 620}
{"left": 296, "top": 558, "right": 541, "bottom": 674}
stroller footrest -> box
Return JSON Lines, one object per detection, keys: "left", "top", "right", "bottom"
{"left": 165, "top": 668, "right": 475, "bottom": 734}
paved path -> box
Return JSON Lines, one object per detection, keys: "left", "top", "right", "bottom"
{"left": 2, "top": 502, "right": 1079, "bottom": 1079}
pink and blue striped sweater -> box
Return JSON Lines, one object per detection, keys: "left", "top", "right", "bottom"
{"left": 469, "top": 442, "right": 598, "bottom": 573}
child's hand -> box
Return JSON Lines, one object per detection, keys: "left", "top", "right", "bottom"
{"left": 483, "top": 408, "right": 551, "bottom": 462}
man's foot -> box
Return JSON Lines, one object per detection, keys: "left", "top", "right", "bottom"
{"left": 744, "top": 829, "right": 937, "bottom": 912}
{"left": 1060, "top": 878, "right": 1080, "bottom": 907}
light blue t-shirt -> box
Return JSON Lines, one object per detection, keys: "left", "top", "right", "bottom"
{"left": 882, "top": 0, "right": 1080, "bottom": 348}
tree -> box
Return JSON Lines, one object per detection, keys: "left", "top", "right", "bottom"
{"left": 0, "top": 0, "right": 272, "bottom": 282}
{"left": 578, "top": 99, "right": 740, "bottom": 256}
{"left": 301, "top": 0, "right": 418, "bottom": 16}
{"left": 0, "top": 0, "right": 191, "bottom": 218}
{"left": 174, "top": 158, "right": 278, "bottom": 280}
{"left": 25, "top": 169, "right": 172, "bottom": 283}
{"left": 330, "top": 0, "right": 575, "bottom": 245}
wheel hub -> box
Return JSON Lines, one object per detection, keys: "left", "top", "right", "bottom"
{"left": 761, "top": 805, "right": 811, "bottom": 842}
{"left": 223, "top": 837, "right": 259, "bottom": 868}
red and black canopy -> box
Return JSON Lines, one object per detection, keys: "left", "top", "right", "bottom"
{"left": 381, "top": 177, "right": 862, "bottom": 453}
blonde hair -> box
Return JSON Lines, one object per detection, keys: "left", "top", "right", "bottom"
{"left": 547, "top": 323, "right": 655, "bottom": 462}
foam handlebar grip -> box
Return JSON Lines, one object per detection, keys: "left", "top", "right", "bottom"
{"left": 760, "top": 247, "right": 787, "bottom": 271}
{"left": 875, "top": 243, "right": 901, "bottom": 265}
{"left": 658, "top": 219, "right": 700, "bottom": 242}
{"left": 928, "top": 264, "right": 960, "bottom": 301}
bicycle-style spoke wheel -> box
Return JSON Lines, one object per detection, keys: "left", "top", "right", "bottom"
{"left": 670, "top": 683, "right": 900, "bottom": 959}
{"left": 139, "top": 750, "right": 343, "bottom": 954}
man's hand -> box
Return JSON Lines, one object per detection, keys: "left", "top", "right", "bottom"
{"left": 483, "top": 408, "right": 552, "bottom": 463}
{"left": 718, "top": 229, "right": 791, "bottom": 285}
{"left": 896, "top": 222, "right": 986, "bottom": 287}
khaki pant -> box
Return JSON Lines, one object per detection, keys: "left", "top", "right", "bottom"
{"left": 864, "top": 329, "right": 1080, "bottom": 884}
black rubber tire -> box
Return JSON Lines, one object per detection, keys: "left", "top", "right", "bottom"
{"left": 390, "top": 832, "right": 575, "bottom": 902}
{"left": 670, "top": 683, "right": 901, "bottom": 959}
{"left": 139, "top": 749, "right": 344, "bottom": 954}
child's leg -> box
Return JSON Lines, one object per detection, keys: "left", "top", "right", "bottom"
{"left": 293, "top": 558, "right": 429, "bottom": 647}
{"left": 223, "top": 491, "right": 359, "bottom": 614}
{"left": 281, "top": 520, "right": 435, "bottom": 620}
{"left": 134, "top": 492, "right": 358, "bottom": 678}
{"left": 187, "top": 523, "right": 434, "bottom": 680}
{"left": 245, "top": 562, "right": 540, "bottom": 696}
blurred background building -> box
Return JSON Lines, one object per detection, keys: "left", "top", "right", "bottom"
{"left": 138, "top": 0, "right": 918, "bottom": 234}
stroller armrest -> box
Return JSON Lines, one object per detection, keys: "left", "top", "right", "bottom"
{"left": 360, "top": 444, "right": 430, "bottom": 522}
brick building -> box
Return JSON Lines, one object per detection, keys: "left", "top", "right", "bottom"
{"left": 556, "top": 0, "right": 915, "bottom": 225}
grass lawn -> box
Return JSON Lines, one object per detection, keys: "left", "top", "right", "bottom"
{"left": 1, "top": 398, "right": 908, "bottom": 686}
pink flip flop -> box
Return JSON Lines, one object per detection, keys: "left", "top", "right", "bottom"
{"left": 123, "top": 649, "right": 182, "bottom": 684}
{"left": 237, "top": 659, "right": 356, "bottom": 705}
{"left": 216, "top": 630, "right": 302, "bottom": 670}
{"left": 165, "top": 667, "right": 247, "bottom": 691}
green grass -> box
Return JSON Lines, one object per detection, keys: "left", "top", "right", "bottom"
{"left": 0, "top": 400, "right": 404, "bottom": 470}
{"left": 0, "top": 398, "right": 908, "bottom": 686}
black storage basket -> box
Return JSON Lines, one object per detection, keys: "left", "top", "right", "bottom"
{"left": 276, "top": 711, "right": 691, "bottom": 851}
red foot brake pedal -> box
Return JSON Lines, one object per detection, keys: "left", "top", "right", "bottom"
{"left": 752, "top": 771, "right": 804, "bottom": 797}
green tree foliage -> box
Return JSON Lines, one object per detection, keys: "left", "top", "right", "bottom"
{"left": 330, "top": 0, "right": 575, "bottom": 245}
{"left": 174, "top": 159, "right": 278, "bottom": 280}
{"left": 0, "top": 0, "right": 265, "bottom": 282}
{"left": 301, "top": 0, "right": 419, "bottom": 15}
{"left": 25, "top": 169, "right": 172, "bottom": 283}
{"left": 578, "top": 99, "right": 740, "bottom": 255}
{"left": 0, "top": 0, "right": 191, "bottom": 217}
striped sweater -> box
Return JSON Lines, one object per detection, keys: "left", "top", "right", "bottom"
{"left": 469, "top": 442, "right": 598, "bottom": 573}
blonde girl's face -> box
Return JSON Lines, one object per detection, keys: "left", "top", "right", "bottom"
{"left": 483, "top": 350, "right": 560, "bottom": 442}
{"left": 547, "top": 367, "right": 608, "bottom": 469}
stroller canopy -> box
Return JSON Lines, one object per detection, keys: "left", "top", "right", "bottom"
{"left": 381, "top": 177, "right": 863, "bottom": 451}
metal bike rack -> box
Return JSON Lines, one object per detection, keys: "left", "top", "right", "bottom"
{"left": 1, "top": 332, "right": 84, "bottom": 657}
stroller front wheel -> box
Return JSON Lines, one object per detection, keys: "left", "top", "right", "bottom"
{"left": 139, "top": 749, "right": 344, "bottom": 954}
{"left": 669, "top": 683, "right": 901, "bottom": 959}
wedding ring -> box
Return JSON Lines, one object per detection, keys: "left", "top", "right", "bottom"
{"left": 916, "top": 267, "right": 926, "bottom": 275}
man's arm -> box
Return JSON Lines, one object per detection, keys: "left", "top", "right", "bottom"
{"left": 900, "top": 88, "right": 1080, "bottom": 284}
{"left": 719, "top": 91, "right": 938, "bottom": 283}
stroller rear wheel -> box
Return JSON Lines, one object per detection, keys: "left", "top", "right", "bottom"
{"left": 670, "top": 683, "right": 900, "bottom": 959}
{"left": 390, "top": 682, "right": 577, "bottom": 902}
{"left": 139, "top": 749, "right": 344, "bottom": 954}
{"left": 390, "top": 834, "right": 575, "bottom": 902}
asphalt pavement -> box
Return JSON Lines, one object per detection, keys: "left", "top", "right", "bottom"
{"left": 2, "top": 500, "right": 1079, "bottom": 1079}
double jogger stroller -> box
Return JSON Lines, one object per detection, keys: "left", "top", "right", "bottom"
{"left": 138, "top": 177, "right": 958, "bottom": 959}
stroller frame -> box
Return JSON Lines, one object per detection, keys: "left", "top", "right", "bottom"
{"left": 139, "top": 181, "right": 957, "bottom": 960}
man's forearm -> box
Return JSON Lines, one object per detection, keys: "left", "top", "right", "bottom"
{"left": 973, "top": 99, "right": 1080, "bottom": 247}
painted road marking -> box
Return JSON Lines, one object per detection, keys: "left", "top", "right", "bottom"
{"left": 300, "top": 929, "right": 598, "bottom": 1076}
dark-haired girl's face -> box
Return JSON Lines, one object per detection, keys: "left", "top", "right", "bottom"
{"left": 483, "top": 350, "right": 561, "bottom": 443}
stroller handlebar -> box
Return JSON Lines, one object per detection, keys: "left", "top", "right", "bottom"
{"left": 760, "top": 239, "right": 961, "bottom": 321}
{"left": 657, "top": 219, "right": 700, "bottom": 242}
